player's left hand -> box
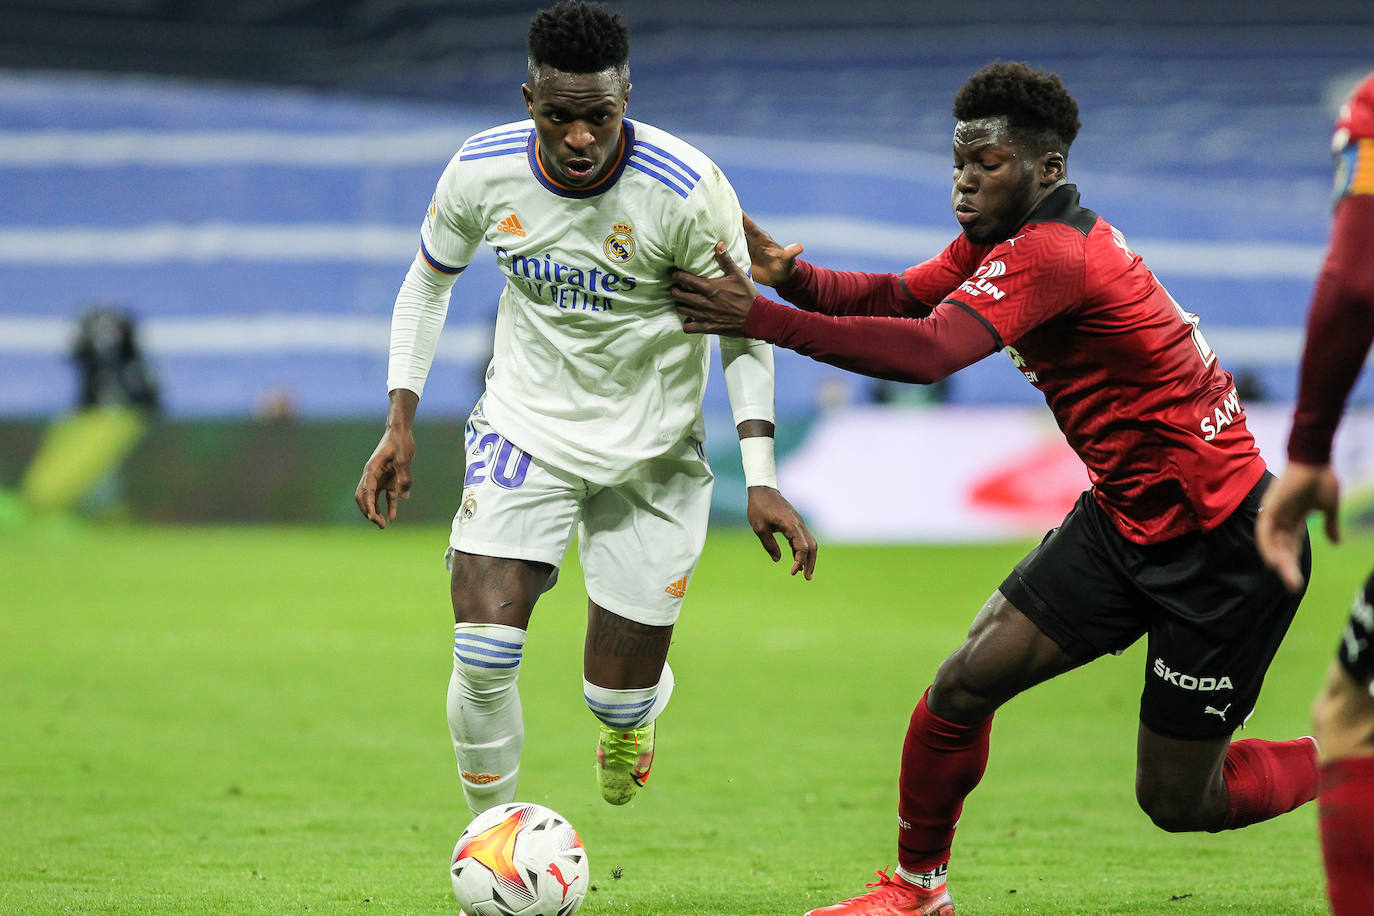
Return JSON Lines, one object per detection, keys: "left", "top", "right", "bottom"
{"left": 745, "top": 486, "right": 819, "bottom": 580}
{"left": 1256, "top": 461, "right": 1340, "bottom": 593}
{"left": 670, "top": 241, "right": 760, "bottom": 337}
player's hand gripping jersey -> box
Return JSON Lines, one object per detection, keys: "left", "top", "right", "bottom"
{"left": 388, "top": 119, "right": 769, "bottom": 484}
{"left": 749, "top": 185, "right": 1265, "bottom": 543}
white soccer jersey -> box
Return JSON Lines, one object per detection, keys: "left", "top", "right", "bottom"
{"left": 386, "top": 117, "right": 769, "bottom": 485}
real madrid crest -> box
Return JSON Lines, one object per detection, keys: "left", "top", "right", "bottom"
{"left": 459, "top": 490, "right": 478, "bottom": 524}
{"left": 603, "top": 222, "right": 635, "bottom": 263}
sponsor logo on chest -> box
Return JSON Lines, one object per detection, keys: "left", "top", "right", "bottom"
{"left": 1005, "top": 345, "right": 1039, "bottom": 384}
{"left": 492, "top": 219, "right": 641, "bottom": 313}
{"left": 958, "top": 260, "right": 1009, "bottom": 301}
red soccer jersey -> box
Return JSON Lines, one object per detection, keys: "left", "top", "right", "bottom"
{"left": 1287, "top": 71, "right": 1374, "bottom": 465}
{"left": 1334, "top": 70, "right": 1374, "bottom": 149}
{"left": 750, "top": 184, "right": 1266, "bottom": 543}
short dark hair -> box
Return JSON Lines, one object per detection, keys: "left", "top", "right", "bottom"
{"left": 953, "top": 61, "right": 1081, "bottom": 156}
{"left": 527, "top": 1, "right": 630, "bottom": 80}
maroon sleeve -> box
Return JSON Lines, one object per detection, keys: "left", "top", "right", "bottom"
{"left": 900, "top": 234, "right": 993, "bottom": 307}
{"left": 773, "top": 259, "right": 923, "bottom": 318}
{"left": 742, "top": 295, "right": 1001, "bottom": 384}
{"left": 1287, "top": 195, "right": 1374, "bottom": 464}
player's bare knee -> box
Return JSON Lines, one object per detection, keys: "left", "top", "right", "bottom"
{"left": 1135, "top": 787, "right": 1206, "bottom": 833}
{"left": 929, "top": 654, "right": 1003, "bottom": 723}
{"left": 1135, "top": 776, "right": 1223, "bottom": 833}
{"left": 929, "top": 590, "right": 1070, "bottom": 723}
{"left": 448, "top": 551, "right": 548, "bottom": 626}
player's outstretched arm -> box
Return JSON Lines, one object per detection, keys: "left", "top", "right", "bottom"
{"left": 1256, "top": 462, "right": 1341, "bottom": 592}
{"left": 355, "top": 388, "right": 419, "bottom": 530}
{"left": 743, "top": 213, "right": 803, "bottom": 288}
{"left": 746, "top": 485, "right": 818, "bottom": 580}
{"left": 671, "top": 242, "right": 759, "bottom": 336}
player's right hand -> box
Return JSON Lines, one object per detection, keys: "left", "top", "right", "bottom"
{"left": 355, "top": 428, "right": 415, "bottom": 529}
{"left": 742, "top": 212, "right": 803, "bottom": 288}
{"left": 745, "top": 485, "right": 819, "bottom": 580}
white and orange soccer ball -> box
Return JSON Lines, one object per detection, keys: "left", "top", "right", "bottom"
{"left": 450, "top": 802, "right": 589, "bottom": 916}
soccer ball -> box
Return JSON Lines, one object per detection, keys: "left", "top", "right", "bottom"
{"left": 450, "top": 802, "right": 589, "bottom": 916}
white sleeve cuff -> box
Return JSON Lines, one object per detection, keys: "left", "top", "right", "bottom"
{"left": 738, "top": 435, "right": 778, "bottom": 489}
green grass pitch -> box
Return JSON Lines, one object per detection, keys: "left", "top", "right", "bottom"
{"left": 1, "top": 522, "right": 1356, "bottom": 914}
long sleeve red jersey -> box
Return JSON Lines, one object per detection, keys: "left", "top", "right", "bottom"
{"left": 1287, "top": 71, "right": 1374, "bottom": 467}
{"left": 746, "top": 184, "right": 1265, "bottom": 544}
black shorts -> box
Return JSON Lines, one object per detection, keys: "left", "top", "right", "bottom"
{"left": 1340, "top": 572, "right": 1374, "bottom": 688}
{"left": 1000, "top": 473, "right": 1308, "bottom": 740}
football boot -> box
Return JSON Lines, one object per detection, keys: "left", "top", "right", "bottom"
{"left": 804, "top": 868, "right": 954, "bottom": 915}
{"left": 595, "top": 721, "right": 654, "bottom": 805}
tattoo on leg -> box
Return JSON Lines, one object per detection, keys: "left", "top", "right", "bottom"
{"left": 590, "top": 607, "right": 671, "bottom": 659}
{"left": 480, "top": 561, "right": 514, "bottom": 595}
{"left": 451, "top": 554, "right": 547, "bottom": 624}
{"left": 453, "top": 557, "right": 518, "bottom": 597}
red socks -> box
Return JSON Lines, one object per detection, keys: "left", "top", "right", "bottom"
{"left": 1319, "top": 756, "right": 1374, "bottom": 916}
{"left": 896, "top": 688, "right": 992, "bottom": 873}
{"left": 1219, "top": 737, "right": 1319, "bottom": 830}
{"left": 894, "top": 695, "right": 1321, "bottom": 876}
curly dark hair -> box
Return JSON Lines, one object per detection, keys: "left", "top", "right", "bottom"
{"left": 953, "top": 61, "right": 1081, "bottom": 155}
{"left": 527, "top": 1, "right": 629, "bottom": 79}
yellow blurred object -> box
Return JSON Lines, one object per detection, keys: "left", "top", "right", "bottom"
{"left": 19, "top": 405, "right": 148, "bottom": 514}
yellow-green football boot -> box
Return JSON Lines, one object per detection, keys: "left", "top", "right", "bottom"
{"left": 595, "top": 722, "right": 655, "bottom": 805}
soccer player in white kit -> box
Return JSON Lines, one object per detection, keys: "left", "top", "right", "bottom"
{"left": 355, "top": 0, "right": 818, "bottom": 816}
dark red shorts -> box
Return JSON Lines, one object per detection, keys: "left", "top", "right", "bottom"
{"left": 1000, "top": 474, "right": 1308, "bottom": 739}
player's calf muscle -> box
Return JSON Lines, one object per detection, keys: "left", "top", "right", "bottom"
{"left": 1313, "top": 664, "right": 1374, "bottom": 761}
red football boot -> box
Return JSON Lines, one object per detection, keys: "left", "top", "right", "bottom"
{"left": 805, "top": 868, "right": 954, "bottom": 915}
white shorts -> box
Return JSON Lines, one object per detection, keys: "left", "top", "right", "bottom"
{"left": 448, "top": 408, "right": 713, "bottom": 627}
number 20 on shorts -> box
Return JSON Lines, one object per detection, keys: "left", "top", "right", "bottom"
{"left": 464, "top": 433, "right": 532, "bottom": 489}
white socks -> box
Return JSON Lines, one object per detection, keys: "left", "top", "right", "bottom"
{"left": 448, "top": 622, "right": 527, "bottom": 815}
{"left": 583, "top": 662, "right": 675, "bottom": 730}
{"left": 450, "top": 622, "right": 676, "bottom": 813}
{"left": 896, "top": 863, "right": 948, "bottom": 890}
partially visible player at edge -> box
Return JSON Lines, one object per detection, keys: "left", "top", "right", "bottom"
{"left": 354, "top": 0, "right": 816, "bottom": 817}
{"left": 1255, "top": 70, "right": 1374, "bottom": 916}
{"left": 670, "top": 61, "right": 1317, "bottom": 915}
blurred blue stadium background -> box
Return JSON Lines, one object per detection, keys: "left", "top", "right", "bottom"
{"left": 2, "top": 0, "right": 1372, "bottom": 420}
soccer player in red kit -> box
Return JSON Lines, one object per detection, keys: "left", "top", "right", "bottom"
{"left": 671, "top": 61, "right": 1320, "bottom": 914}
{"left": 1255, "top": 70, "right": 1374, "bottom": 916}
